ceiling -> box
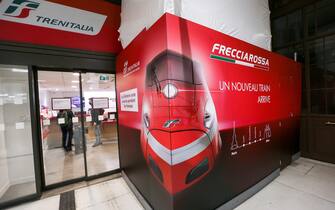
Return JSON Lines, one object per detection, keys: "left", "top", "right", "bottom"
{"left": 38, "top": 71, "right": 115, "bottom": 92}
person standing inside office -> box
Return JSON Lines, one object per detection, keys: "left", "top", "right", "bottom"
{"left": 57, "top": 109, "right": 74, "bottom": 151}
{"left": 89, "top": 99, "right": 104, "bottom": 147}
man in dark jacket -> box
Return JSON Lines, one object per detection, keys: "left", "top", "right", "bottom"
{"left": 89, "top": 99, "right": 104, "bottom": 147}
{"left": 57, "top": 109, "right": 74, "bottom": 151}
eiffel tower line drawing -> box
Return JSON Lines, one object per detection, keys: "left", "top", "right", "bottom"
{"left": 231, "top": 121, "right": 239, "bottom": 150}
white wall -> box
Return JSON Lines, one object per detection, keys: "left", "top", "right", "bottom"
{"left": 119, "top": 0, "right": 272, "bottom": 50}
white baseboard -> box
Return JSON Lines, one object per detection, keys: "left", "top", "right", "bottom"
{"left": 0, "top": 181, "right": 10, "bottom": 198}
{"left": 10, "top": 175, "right": 35, "bottom": 186}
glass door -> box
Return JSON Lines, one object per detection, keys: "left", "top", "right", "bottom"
{"left": 38, "top": 71, "right": 86, "bottom": 186}
{"left": 81, "top": 73, "right": 119, "bottom": 176}
{"left": 37, "top": 70, "right": 119, "bottom": 187}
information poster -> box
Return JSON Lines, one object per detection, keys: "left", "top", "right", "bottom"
{"left": 52, "top": 98, "right": 72, "bottom": 110}
{"left": 92, "top": 97, "right": 109, "bottom": 109}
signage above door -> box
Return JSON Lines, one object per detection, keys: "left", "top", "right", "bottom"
{"left": 0, "top": 0, "right": 107, "bottom": 36}
{"left": 0, "top": 0, "right": 122, "bottom": 53}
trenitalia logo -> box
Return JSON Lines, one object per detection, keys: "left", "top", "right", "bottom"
{"left": 211, "top": 43, "right": 270, "bottom": 71}
{"left": 3, "top": 0, "right": 39, "bottom": 18}
{"left": 0, "top": 0, "right": 107, "bottom": 35}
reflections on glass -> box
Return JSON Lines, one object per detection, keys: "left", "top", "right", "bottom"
{"left": 316, "top": 1, "right": 335, "bottom": 35}
{"left": 81, "top": 73, "right": 119, "bottom": 176}
{"left": 309, "top": 39, "right": 325, "bottom": 89}
{"left": 327, "top": 89, "right": 335, "bottom": 114}
{"left": 287, "top": 10, "right": 302, "bottom": 43}
{"left": 311, "top": 90, "right": 327, "bottom": 114}
{"left": 38, "top": 71, "right": 85, "bottom": 185}
{"left": 272, "top": 16, "right": 287, "bottom": 48}
{"left": 0, "top": 65, "right": 36, "bottom": 203}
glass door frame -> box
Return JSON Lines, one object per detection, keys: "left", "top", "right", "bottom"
{"left": 34, "top": 67, "right": 121, "bottom": 191}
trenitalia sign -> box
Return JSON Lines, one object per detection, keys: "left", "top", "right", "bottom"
{"left": 0, "top": 0, "right": 107, "bottom": 35}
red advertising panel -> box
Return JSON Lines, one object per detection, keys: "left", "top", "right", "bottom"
{"left": 117, "top": 13, "right": 301, "bottom": 210}
{"left": 0, "top": 0, "right": 122, "bottom": 53}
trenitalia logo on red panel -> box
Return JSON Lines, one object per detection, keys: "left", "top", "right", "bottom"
{"left": 3, "top": 0, "right": 39, "bottom": 18}
{"left": 211, "top": 43, "right": 270, "bottom": 71}
{"left": 0, "top": 0, "right": 107, "bottom": 35}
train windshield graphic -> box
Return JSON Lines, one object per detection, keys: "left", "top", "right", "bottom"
{"left": 141, "top": 51, "right": 222, "bottom": 194}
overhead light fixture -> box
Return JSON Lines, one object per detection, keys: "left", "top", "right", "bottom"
{"left": 73, "top": 73, "right": 80, "bottom": 76}
{"left": 71, "top": 86, "right": 77, "bottom": 88}
{"left": 12, "top": 68, "right": 28, "bottom": 73}
{"left": 0, "top": 94, "right": 8, "bottom": 97}
{"left": 72, "top": 80, "right": 79, "bottom": 83}
{"left": 55, "top": 88, "right": 59, "bottom": 91}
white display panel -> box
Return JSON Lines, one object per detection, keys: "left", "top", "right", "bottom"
{"left": 43, "top": 119, "right": 51, "bottom": 126}
{"left": 86, "top": 116, "right": 92, "bottom": 122}
{"left": 52, "top": 98, "right": 72, "bottom": 110}
{"left": 92, "top": 97, "right": 109, "bottom": 109}
{"left": 58, "top": 118, "right": 65, "bottom": 125}
{"left": 15, "top": 122, "right": 25, "bottom": 130}
{"left": 73, "top": 117, "right": 79, "bottom": 123}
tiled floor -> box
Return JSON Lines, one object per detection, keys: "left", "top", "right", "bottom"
{"left": 6, "top": 157, "right": 335, "bottom": 210}
{"left": 44, "top": 139, "right": 120, "bottom": 185}
{"left": 235, "top": 157, "right": 335, "bottom": 210}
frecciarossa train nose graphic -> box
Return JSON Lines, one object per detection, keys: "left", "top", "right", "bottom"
{"left": 139, "top": 51, "right": 222, "bottom": 194}
{"left": 116, "top": 13, "right": 301, "bottom": 210}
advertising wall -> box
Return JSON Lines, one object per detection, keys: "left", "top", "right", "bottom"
{"left": 116, "top": 13, "right": 301, "bottom": 210}
{"left": 0, "top": 0, "right": 121, "bottom": 53}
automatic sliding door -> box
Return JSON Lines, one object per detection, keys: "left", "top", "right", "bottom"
{"left": 81, "top": 73, "right": 119, "bottom": 176}
{"left": 38, "top": 71, "right": 85, "bottom": 186}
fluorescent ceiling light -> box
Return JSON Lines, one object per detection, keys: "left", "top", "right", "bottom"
{"left": 71, "top": 86, "right": 77, "bottom": 88}
{"left": 0, "top": 94, "right": 8, "bottom": 97}
{"left": 12, "top": 68, "right": 28, "bottom": 73}
{"left": 73, "top": 73, "right": 80, "bottom": 76}
{"left": 72, "top": 80, "right": 79, "bottom": 83}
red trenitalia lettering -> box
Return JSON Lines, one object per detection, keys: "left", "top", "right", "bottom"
{"left": 212, "top": 43, "right": 270, "bottom": 67}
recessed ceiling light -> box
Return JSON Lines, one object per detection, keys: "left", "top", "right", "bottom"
{"left": 12, "top": 68, "right": 28, "bottom": 73}
{"left": 55, "top": 89, "right": 59, "bottom": 91}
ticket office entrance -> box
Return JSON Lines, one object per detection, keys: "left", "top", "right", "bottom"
{"left": 37, "top": 69, "right": 120, "bottom": 189}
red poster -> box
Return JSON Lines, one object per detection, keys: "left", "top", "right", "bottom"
{"left": 116, "top": 13, "right": 301, "bottom": 210}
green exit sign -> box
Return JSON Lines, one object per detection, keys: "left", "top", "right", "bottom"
{"left": 99, "top": 75, "right": 109, "bottom": 81}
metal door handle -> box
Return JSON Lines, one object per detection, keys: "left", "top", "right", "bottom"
{"left": 325, "top": 121, "right": 335, "bottom": 126}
